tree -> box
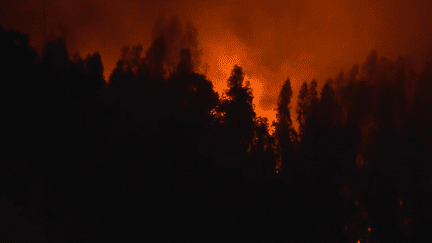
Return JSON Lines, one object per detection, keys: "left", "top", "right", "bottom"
{"left": 253, "top": 117, "right": 276, "bottom": 179}
{"left": 148, "top": 16, "right": 203, "bottom": 78}
{"left": 1, "top": 25, "right": 40, "bottom": 160}
{"left": 308, "top": 78, "right": 319, "bottom": 113}
{"left": 361, "top": 48, "right": 378, "bottom": 83}
{"left": 181, "top": 21, "right": 203, "bottom": 73}
{"left": 317, "top": 78, "right": 342, "bottom": 127}
{"left": 275, "top": 77, "right": 297, "bottom": 179}
{"left": 109, "top": 44, "right": 149, "bottom": 91}
{"left": 146, "top": 36, "right": 167, "bottom": 80}
{"left": 254, "top": 117, "right": 270, "bottom": 156}
{"left": 276, "top": 77, "right": 295, "bottom": 128}
{"left": 41, "top": 38, "right": 70, "bottom": 72}
{"left": 168, "top": 49, "right": 219, "bottom": 126}
{"left": 176, "top": 48, "right": 194, "bottom": 75}
{"left": 296, "top": 81, "right": 309, "bottom": 139}
{"left": 84, "top": 51, "right": 105, "bottom": 90}
{"left": 296, "top": 78, "right": 318, "bottom": 140}
{"left": 219, "top": 65, "right": 256, "bottom": 156}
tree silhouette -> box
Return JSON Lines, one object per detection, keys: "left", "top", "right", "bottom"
{"left": 361, "top": 48, "right": 378, "bottom": 83}
{"left": 218, "top": 65, "right": 256, "bottom": 161}
{"left": 181, "top": 21, "right": 203, "bottom": 73}
{"left": 146, "top": 36, "right": 167, "bottom": 80}
{"left": 296, "top": 81, "right": 309, "bottom": 139}
{"left": 5, "top": 18, "right": 432, "bottom": 242}
{"left": 274, "top": 77, "right": 297, "bottom": 181}
{"left": 147, "top": 16, "right": 203, "bottom": 78}
{"left": 308, "top": 78, "right": 319, "bottom": 114}
{"left": 176, "top": 48, "right": 194, "bottom": 75}
{"left": 317, "top": 78, "right": 342, "bottom": 127}
{"left": 167, "top": 48, "right": 219, "bottom": 134}
{"left": 85, "top": 51, "right": 105, "bottom": 90}
{"left": 296, "top": 78, "right": 318, "bottom": 140}
{"left": 252, "top": 116, "right": 277, "bottom": 180}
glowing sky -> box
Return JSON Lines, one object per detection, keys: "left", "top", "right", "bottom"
{"left": 2, "top": 0, "right": 431, "bottom": 125}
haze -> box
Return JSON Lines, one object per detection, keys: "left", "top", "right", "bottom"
{"left": 2, "top": 0, "right": 431, "bottom": 124}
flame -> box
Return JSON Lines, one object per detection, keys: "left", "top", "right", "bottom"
{"left": 205, "top": 40, "right": 276, "bottom": 124}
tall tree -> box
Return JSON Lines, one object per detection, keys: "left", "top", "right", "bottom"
{"left": 296, "top": 81, "right": 309, "bottom": 139}
{"left": 146, "top": 36, "right": 167, "bottom": 80}
{"left": 275, "top": 77, "right": 297, "bottom": 179}
{"left": 308, "top": 78, "right": 319, "bottom": 116}
{"left": 84, "top": 51, "right": 105, "bottom": 90}
{"left": 361, "top": 48, "right": 378, "bottom": 83}
{"left": 296, "top": 78, "right": 318, "bottom": 140}
{"left": 219, "top": 65, "right": 256, "bottom": 156}
{"left": 252, "top": 117, "right": 277, "bottom": 179}
{"left": 168, "top": 48, "right": 219, "bottom": 126}
{"left": 317, "top": 78, "right": 342, "bottom": 127}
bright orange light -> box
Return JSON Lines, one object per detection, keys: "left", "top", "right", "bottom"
{"left": 205, "top": 36, "right": 248, "bottom": 96}
{"left": 217, "top": 50, "right": 242, "bottom": 78}
{"left": 204, "top": 37, "right": 278, "bottom": 126}
{"left": 368, "top": 227, "right": 371, "bottom": 233}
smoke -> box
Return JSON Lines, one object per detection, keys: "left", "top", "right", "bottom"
{"left": 148, "top": 15, "right": 203, "bottom": 75}
{"left": 1, "top": 0, "right": 432, "bottom": 124}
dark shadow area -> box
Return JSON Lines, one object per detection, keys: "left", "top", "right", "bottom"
{"left": 1, "top": 19, "right": 432, "bottom": 242}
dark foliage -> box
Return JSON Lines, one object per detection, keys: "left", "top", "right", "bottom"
{"left": 1, "top": 23, "right": 432, "bottom": 243}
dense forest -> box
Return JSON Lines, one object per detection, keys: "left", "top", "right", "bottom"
{"left": 1, "top": 19, "right": 432, "bottom": 242}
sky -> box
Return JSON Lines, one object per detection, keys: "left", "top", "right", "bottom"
{"left": 2, "top": 0, "right": 432, "bottom": 125}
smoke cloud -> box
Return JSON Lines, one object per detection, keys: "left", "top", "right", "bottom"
{"left": 1, "top": 0, "right": 431, "bottom": 123}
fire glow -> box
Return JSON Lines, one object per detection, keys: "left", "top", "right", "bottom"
{"left": 2, "top": 0, "right": 431, "bottom": 126}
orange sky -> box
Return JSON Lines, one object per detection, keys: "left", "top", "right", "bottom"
{"left": 2, "top": 0, "right": 431, "bottom": 126}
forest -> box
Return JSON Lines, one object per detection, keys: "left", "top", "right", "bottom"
{"left": 1, "top": 19, "right": 432, "bottom": 242}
